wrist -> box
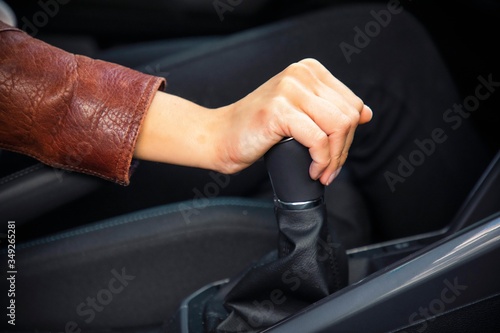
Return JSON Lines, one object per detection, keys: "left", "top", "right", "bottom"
{"left": 210, "top": 103, "right": 240, "bottom": 175}
{"left": 134, "top": 91, "right": 225, "bottom": 172}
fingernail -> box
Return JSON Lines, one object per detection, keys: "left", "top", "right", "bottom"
{"left": 364, "top": 104, "right": 373, "bottom": 117}
{"left": 326, "top": 167, "right": 342, "bottom": 186}
{"left": 309, "top": 162, "right": 321, "bottom": 180}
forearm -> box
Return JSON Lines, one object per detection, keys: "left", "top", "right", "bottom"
{"left": 134, "top": 91, "right": 227, "bottom": 172}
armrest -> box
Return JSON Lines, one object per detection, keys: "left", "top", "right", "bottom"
{"left": 0, "top": 163, "right": 101, "bottom": 229}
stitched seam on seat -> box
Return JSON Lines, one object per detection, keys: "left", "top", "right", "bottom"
{"left": 14, "top": 198, "right": 273, "bottom": 250}
{"left": 0, "top": 163, "right": 45, "bottom": 185}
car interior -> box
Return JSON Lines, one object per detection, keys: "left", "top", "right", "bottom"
{"left": 1, "top": 0, "right": 499, "bottom": 332}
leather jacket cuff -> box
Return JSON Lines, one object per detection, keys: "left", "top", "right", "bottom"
{"left": 0, "top": 22, "right": 166, "bottom": 185}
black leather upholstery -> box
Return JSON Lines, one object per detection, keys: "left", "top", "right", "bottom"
{"left": 0, "top": 198, "right": 277, "bottom": 330}
{"left": 204, "top": 203, "right": 348, "bottom": 332}
{"left": 0, "top": 162, "right": 101, "bottom": 229}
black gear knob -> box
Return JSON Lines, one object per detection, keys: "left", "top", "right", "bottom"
{"left": 265, "top": 137, "right": 324, "bottom": 209}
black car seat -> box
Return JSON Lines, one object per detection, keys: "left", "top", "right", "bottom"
{"left": 0, "top": 197, "right": 277, "bottom": 330}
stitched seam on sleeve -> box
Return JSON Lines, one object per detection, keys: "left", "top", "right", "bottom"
{"left": 0, "top": 144, "right": 122, "bottom": 183}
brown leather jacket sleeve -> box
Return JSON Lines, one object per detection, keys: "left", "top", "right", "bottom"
{"left": 0, "top": 21, "right": 166, "bottom": 185}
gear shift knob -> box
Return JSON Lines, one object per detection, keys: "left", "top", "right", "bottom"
{"left": 265, "top": 137, "right": 324, "bottom": 210}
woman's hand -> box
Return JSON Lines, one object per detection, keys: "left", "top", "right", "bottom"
{"left": 134, "top": 58, "right": 372, "bottom": 185}
{"left": 215, "top": 58, "right": 372, "bottom": 185}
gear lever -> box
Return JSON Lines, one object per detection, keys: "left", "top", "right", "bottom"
{"left": 204, "top": 138, "right": 348, "bottom": 333}
{"left": 265, "top": 137, "right": 324, "bottom": 210}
